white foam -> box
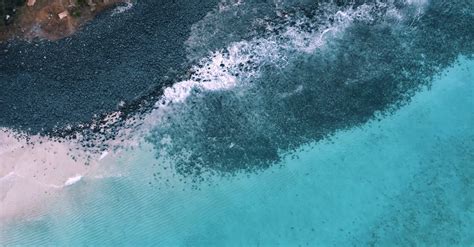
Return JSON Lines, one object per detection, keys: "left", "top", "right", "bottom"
{"left": 161, "top": 3, "right": 378, "bottom": 104}
{"left": 125, "top": 1, "right": 405, "bottom": 133}
{"left": 99, "top": 151, "right": 109, "bottom": 161}
{"left": 160, "top": 40, "right": 274, "bottom": 104}
{"left": 64, "top": 175, "right": 83, "bottom": 187}
{"left": 111, "top": 1, "right": 134, "bottom": 16}
{"left": 280, "top": 2, "right": 398, "bottom": 54}
{"left": 405, "top": 0, "right": 429, "bottom": 6}
{"left": 0, "top": 172, "right": 15, "bottom": 182}
{"left": 218, "top": 0, "right": 244, "bottom": 12}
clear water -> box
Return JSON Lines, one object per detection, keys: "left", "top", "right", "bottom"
{"left": 3, "top": 58, "right": 473, "bottom": 246}
{"left": 1, "top": 0, "right": 473, "bottom": 245}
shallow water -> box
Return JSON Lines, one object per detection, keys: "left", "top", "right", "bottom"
{"left": 2, "top": 58, "right": 473, "bottom": 245}
{"left": 1, "top": 0, "right": 473, "bottom": 245}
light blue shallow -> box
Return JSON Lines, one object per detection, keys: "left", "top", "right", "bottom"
{"left": 3, "top": 58, "right": 473, "bottom": 246}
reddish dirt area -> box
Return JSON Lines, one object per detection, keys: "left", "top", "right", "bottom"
{"left": 0, "top": 0, "right": 126, "bottom": 41}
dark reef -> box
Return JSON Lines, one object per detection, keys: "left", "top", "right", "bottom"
{"left": 146, "top": 0, "right": 474, "bottom": 175}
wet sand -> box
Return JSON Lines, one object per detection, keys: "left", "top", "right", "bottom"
{"left": 0, "top": 129, "right": 100, "bottom": 220}
{"left": 0, "top": 127, "right": 131, "bottom": 222}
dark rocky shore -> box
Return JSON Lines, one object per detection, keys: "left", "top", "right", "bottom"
{"left": 0, "top": 0, "right": 218, "bottom": 135}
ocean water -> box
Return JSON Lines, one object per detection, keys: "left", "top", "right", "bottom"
{"left": 1, "top": 0, "right": 473, "bottom": 246}
{"left": 2, "top": 57, "right": 473, "bottom": 246}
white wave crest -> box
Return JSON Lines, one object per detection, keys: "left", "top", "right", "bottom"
{"left": 152, "top": 1, "right": 396, "bottom": 111}
{"left": 64, "top": 175, "right": 83, "bottom": 187}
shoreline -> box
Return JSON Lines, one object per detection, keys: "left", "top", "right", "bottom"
{"left": 0, "top": 128, "right": 113, "bottom": 221}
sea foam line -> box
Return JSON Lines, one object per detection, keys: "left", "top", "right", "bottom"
{"left": 0, "top": 171, "right": 82, "bottom": 189}
{"left": 139, "top": 2, "right": 393, "bottom": 124}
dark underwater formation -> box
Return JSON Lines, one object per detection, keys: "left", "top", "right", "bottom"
{"left": 146, "top": 0, "right": 474, "bottom": 175}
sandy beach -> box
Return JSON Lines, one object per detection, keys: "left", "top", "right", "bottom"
{"left": 0, "top": 129, "right": 109, "bottom": 221}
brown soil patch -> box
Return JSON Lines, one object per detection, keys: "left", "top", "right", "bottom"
{"left": 0, "top": 0, "right": 126, "bottom": 41}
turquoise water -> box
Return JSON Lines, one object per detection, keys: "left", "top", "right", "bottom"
{"left": 3, "top": 58, "right": 473, "bottom": 246}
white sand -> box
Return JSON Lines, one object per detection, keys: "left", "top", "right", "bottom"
{"left": 0, "top": 129, "right": 108, "bottom": 221}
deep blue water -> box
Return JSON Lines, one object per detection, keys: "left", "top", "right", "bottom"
{"left": 1, "top": 0, "right": 473, "bottom": 245}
